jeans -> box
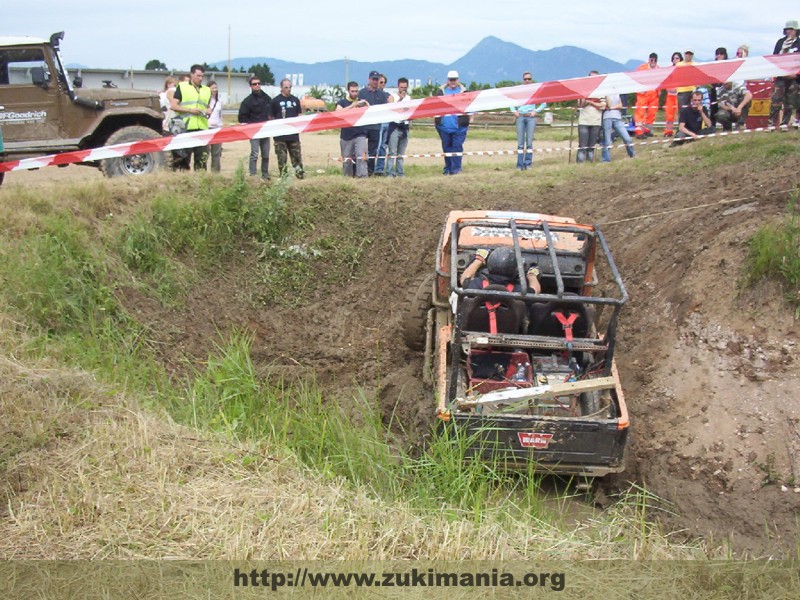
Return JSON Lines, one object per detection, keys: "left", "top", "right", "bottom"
{"left": 576, "top": 125, "right": 600, "bottom": 163}
{"left": 209, "top": 144, "right": 222, "bottom": 172}
{"left": 436, "top": 126, "right": 468, "bottom": 174}
{"left": 601, "top": 118, "right": 635, "bottom": 162}
{"left": 365, "top": 128, "right": 380, "bottom": 174}
{"left": 340, "top": 136, "right": 368, "bottom": 178}
{"left": 374, "top": 123, "right": 389, "bottom": 174}
{"left": 386, "top": 127, "right": 408, "bottom": 176}
{"left": 249, "top": 138, "right": 270, "bottom": 177}
{"left": 515, "top": 115, "right": 536, "bottom": 169}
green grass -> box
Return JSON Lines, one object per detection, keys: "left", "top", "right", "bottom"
{"left": 0, "top": 213, "right": 119, "bottom": 334}
{"left": 744, "top": 194, "right": 800, "bottom": 316}
{"left": 169, "top": 330, "right": 556, "bottom": 519}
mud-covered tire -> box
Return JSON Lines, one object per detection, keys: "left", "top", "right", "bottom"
{"left": 0, "top": 171, "right": 4, "bottom": 187}
{"left": 402, "top": 273, "right": 434, "bottom": 351}
{"left": 101, "top": 126, "right": 165, "bottom": 177}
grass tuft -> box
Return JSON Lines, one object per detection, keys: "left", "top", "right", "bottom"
{"left": 743, "top": 193, "right": 800, "bottom": 316}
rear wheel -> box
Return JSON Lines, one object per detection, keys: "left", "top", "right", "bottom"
{"left": 0, "top": 171, "right": 4, "bottom": 187}
{"left": 402, "top": 273, "right": 434, "bottom": 351}
{"left": 101, "top": 126, "right": 165, "bottom": 177}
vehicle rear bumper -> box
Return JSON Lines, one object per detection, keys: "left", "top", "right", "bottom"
{"left": 451, "top": 413, "right": 628, "bottom": 476}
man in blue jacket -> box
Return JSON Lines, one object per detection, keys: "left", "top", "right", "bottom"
{"left": 435, "top": 71, "right": 472, "bottom": 175}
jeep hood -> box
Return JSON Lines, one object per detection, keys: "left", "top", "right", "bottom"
{"left": 76, "top": 88, "right": 158, "bottom": 102}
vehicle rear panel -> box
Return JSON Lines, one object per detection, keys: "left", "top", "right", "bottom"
{"left": 453, "top": 413, "right": 628, "bottom": 476}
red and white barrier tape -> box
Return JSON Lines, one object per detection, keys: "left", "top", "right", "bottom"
{"left": 477, "top": 82, "right": 778, "bottom": 115}
{"left": 1, "top": 55, "right": 798, "bottom": 174}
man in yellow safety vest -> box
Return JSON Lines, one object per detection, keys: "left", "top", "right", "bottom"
{"left": 170, "top": 64, "right": 211, "bottom": 170}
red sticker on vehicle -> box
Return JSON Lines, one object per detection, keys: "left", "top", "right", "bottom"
{"left": 518, "top": 432, "right": 554, "bottom": 449}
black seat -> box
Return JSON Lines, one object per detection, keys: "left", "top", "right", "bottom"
{"left": 529, "top": 295, "right": 595, "bottom": 339}
{"left": 461, "top": 284, "right": 527, "bottom": 334}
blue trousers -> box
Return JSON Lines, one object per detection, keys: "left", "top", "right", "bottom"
{"left": 436, "top": 126, "right": 468, "bottom": 174}
{"left": 601, "top": 118, "right": 635, "bottom": 162}
{"left": 374, "top": 123, "right": 389, "bottom": 174}
{"left": 515, "top": 116, "right": 536, "bottom": 169}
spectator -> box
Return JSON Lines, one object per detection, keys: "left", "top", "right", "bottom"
{"left": 676, "top": 50, "right": 697, "bottom": 114}
{"left": 671, "top": 90, "right": 715, "bottom": 146}
{"left": 435, "top": 70, "right": 471, "bottom": 175}
{"left": 770, "top": 20, "right": 800, "bottom": 131}
{"left": 271, "top": 78, "right": 305, "bottom": 179}
{"left": 159, "top": 75, "right": 177, "bottom": 133}
{"left": 207, "top": 80, "right": 223, "bottom": 172}
{"left": 715, "top": 81, "right": 753, "bottom": 132}
{"left": 601, "top": 93, "right": 635, "bottom": 162}
{"left": 736, "top": 45, "right": 749, "bottom": 58}
{"left": 170, "top": 65, "right": 211, "bottom": 171}
{"left": 374, "top": 74, "right": 394, "bottom": 176}
{"left": 663, "top": 52, "right": 683, "bottom": 136}
{"left": 634, "top": 53, "right": 660, "bottom": 138}
{"left": 358, "top": 70, "right": 390, "bottom": 175}
{"left": 512, "top": 71, "right": 546, "bottom": 170}
{"left": 336, "top": 81, "right": 368, "bottom": 178}
{"left": 386, "top": 77, "right": 411, "bottom": 177}
{"left": 576, "top": 71, "right": 606, "bottom": 163}
{"left": 709, "top": 48, "right": 729, "bottom": 126}
{"left": 237, "top": 75, "right": 272, "bottom": 180}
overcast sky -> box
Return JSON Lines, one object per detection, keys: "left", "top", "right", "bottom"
{"left": 3, "top": 2, "right": 793, "bottom": 74}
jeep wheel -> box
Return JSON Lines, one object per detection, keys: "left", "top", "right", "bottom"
{"left": 101, "top": 126, "right": 165, "bottom": 177}
{"left": 402, "top": 273, "right": 434, "bottom": 351}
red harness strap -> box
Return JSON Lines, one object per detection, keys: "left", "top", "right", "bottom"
{"left": 481, "top": 280, "right": 514, "bottom": 334}
{"left": 553, "top": 311, "right": 579, "bottom": 342}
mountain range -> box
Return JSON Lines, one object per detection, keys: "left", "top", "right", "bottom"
{"left": 211, "top": 36, "right": 639, "bottom": 86}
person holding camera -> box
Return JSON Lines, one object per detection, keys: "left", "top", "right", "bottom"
{"left": 358, "top": 70, "right": 390, "bottom": 175}
{"left": 171, "top": 65, "right": 211, "bottom": 171}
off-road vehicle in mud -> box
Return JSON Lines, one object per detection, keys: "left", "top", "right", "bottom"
{"left": 403, "top": 210, "right": 630, "bottom": 478}
{"left": 0, "top": 32, "right": 165, "bottom": 184}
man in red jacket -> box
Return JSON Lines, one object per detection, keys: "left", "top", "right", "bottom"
{"left": 634, "top": 53, "right": 660, "bottom": 138}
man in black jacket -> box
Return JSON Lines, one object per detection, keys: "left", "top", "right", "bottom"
{"left": 238, "top": 76, "right": 272, "bottom": 179}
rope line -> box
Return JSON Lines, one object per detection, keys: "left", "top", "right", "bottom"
{"left": 599, "top": 188, "right": 797, "bottom": 226}
{"left": 336, "top": 124, "right": 797, "bottom": 163}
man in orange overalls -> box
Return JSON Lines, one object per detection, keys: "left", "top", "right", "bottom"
{"left": 634, "top": 53, "right": 660, "bottom": 138}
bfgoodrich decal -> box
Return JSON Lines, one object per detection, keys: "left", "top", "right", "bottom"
{"left": 0, "top": 110, "right": 47, "bottom": 124}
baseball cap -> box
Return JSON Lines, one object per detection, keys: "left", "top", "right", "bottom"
{"left": 369, "top": 70, "right": 380, "bottom": 79}
{"left": 447, "top": 70, "right": 459, "bottom": 79}
{"left": 684, "top": 49, "right": 694, "bottom": 55}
